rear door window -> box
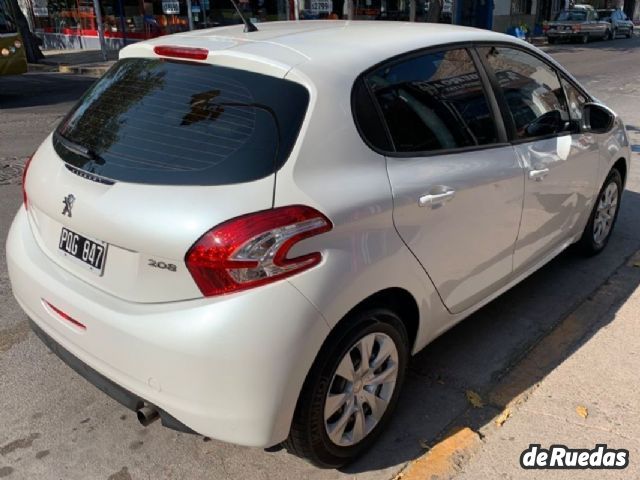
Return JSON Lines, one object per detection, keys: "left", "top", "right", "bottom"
{"left": 54, "top": 58, "right": 309, "bottom": 186}
{"left": 365, "top": 48, "right": 499, "bottom": 154}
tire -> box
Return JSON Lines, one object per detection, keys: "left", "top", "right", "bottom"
{"left": 604, "top": 29, "right": 611, "bottom": 41}
{"left": 578, "top": 168, "right": 623, "bottom": 256}
{"left": 284, "top": 308, "right": 409, "bottom": 468}
{"left": 581, "top": 33, "right": 589, "bottom": 44}
{"left": 548, "top": 37, "right": 557, "bottom": 44}
{"left": 628, "top": 28, "right": 633, "bottom": 38}
{"left": 613, "top": 28, "right": 618, "bottom": 39}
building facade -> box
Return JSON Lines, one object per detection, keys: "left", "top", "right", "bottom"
{"left": 15, "top": 0, "right": 638, "bottom": 51}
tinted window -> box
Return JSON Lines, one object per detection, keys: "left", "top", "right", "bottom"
{"left": 0, "top": 0, "right": 17, "bottom": 33}
{"left": 598, "top": 10, "right": 613, "bottom": 20}
{"left": 365, "top": 49, "right": 498, "bottom": 153}
{"left": 55, "top": 59, "right": 309, "bottom": 186}
{"left": 352, "top": 78, "right": 393, "bottom": 152}
{"left": 556, "top": 10, "right": 587, "bottom": 21}
{"left": 479, "top": 47, "right": 570, "bottom": 140}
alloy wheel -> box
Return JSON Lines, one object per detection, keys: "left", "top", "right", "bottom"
{"left": 324, "top": 332, "right": 399, "bottom": 447}
{"left": 593, "top": 182, "right": 619, "bottom": 245}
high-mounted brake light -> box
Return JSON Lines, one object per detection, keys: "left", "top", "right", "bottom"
{"left": 153, "top": 45, "right": 209, "bottom": 61}
{"left": 22, "top": 155, "right": 33, "bottom": 209}
{"left": 185, "top": 205, "right": 332, "bottom": 297}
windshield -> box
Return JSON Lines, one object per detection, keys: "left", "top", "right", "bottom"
{"left": 555, "top": 10, "right": 587, "bottom": 21}
{"left": 0, "top": 0, "right": 18, "bottom": 34}
{"left": 55, "top": 58, "right": 309, "bottom": 186}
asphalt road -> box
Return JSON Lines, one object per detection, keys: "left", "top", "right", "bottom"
{"left": 1, "top": 36, "right": 640, "bottom": 480}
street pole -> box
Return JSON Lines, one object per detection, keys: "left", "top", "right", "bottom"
{"left": 92, "top": 0, "right": 108, "bottom": 61}
{"left": 186, "top": 0, "right": 195, "bottom": 30}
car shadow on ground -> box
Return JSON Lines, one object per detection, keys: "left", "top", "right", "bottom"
{"left": 342, "top": 188, "right": 640, "bottom": 474}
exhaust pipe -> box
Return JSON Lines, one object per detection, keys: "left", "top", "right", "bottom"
{"left": 136, "top": 404, "right": 160, "bottom": 426}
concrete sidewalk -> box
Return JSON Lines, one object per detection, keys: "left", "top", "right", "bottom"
{"left": 397, "top": 251, "right": 640, "bottom": 480}
{"left": 29, "top": 49, "right": 116, "bottom": 76}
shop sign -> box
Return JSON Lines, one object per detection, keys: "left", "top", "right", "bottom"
{"left": 310, "top": 0, "right": 332, "bottom": 12}
{"left": 33, "top": 7, "right": 49, "bottom": 16}
{"left": 162, "top": 0, "right": 180, "bottom": 14}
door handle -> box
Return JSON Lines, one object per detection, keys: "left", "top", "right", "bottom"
{"left": 529, "top": 168, "right": 550, "bottom": 181}
{"left": 419, "top": 188, "right": 456, "bottom": 207}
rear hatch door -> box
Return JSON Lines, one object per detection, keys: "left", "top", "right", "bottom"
{"left": 25, "top": 57, "right": 309, "bottom": 303}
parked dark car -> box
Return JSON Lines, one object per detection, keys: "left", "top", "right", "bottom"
{"left": 597, "top": 8, "right": 634, "bottom": 38}
{"left": 545, "top": 5, "right": 610, "bottom": 43}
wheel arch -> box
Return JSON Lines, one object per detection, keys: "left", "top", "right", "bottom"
{"left": 613, "top": 157, "right": 627, "bottom": 187}
{"left": 336, "top": 287, "right": 420, "bottom": 351}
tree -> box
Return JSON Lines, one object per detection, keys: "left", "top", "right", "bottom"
{"left": 7, "top": 0, "right": 43, "bottom": 63}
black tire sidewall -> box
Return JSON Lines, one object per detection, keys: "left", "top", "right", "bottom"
{"left": 296, "top": 309, "right": 409, "bottom": 467}
{"left": 580, "top": 169, "right": 623, "bottom": 255}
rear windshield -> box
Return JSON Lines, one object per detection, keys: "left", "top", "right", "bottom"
{"left": 54, "top": 58, "right": 309, "bottom": 186}
{"left": 555, "top": 10, "right": 587, "bottom": 21}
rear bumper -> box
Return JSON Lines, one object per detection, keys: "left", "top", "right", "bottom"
{"left": 7, "top": 207, "right": 330, "bottom": 447}
{"left": 28, "top": 317, "right": 195, "bottom": 434}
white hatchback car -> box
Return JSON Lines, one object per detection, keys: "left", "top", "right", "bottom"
{"left": 7, "top": 20, "right": 630, "bottom": 467}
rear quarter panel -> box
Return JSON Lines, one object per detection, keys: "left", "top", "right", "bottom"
{"left": 274, "top": 64, "right": 451, "bottom": 353}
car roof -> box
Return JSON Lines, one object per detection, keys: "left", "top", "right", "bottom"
{"left": 127, "top": 20, "right": 521, "bottom": 79}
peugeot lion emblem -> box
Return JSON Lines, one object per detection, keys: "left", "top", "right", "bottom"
{"left": 62, "top": 194, "right": 75, "bottom": 218}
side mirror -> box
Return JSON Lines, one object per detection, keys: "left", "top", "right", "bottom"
{"left": 525, "top": 109, "right": 566, "bottom": 137}
{"left": 582, "top": 102, "right": 616, "bottom": 134}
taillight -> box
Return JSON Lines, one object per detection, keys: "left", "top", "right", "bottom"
{"left": 573, "top": 25, "right": 581, "bottom": 32}
{"left": 22, "top": 155, "right": 33, "bottom": 209}
{"left": 185, "top": 205, "right": 332, "bottom": 297}
{"left": 153, "top": 45, "right": 209, "bottom": 61}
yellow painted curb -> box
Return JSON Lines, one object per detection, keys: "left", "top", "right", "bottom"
{"left": 397, "top": 427, "right": 481, "bottom": 480}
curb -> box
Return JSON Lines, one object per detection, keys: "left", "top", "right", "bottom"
{"left": 29, "top": 61, "right": 113, "bottom": 77}
{"left": 57, "top": 64, "right": 112, "bottom": 77}
{"left": 27, "top": 63, "right": 58, "bottom": 73}
{"left": 394, "top": 249, "right": 640, "bottom": 480}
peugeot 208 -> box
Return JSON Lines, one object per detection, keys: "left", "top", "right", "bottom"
{"left": 7, "top": 21, "right": 629, "bottom": 467}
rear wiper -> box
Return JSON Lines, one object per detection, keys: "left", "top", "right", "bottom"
{"left": 55, "top": 132, "right": 105, "bottom": 166}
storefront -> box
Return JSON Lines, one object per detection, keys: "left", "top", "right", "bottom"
{"left": 29, "top": 0, "right": 293, "bottom": 49}
{"left": 24, "top": 0, "right": 455, "bottom": 50}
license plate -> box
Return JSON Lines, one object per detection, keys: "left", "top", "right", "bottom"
{"left": 58, "top": 227, "right": 108, "bottom": 275}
